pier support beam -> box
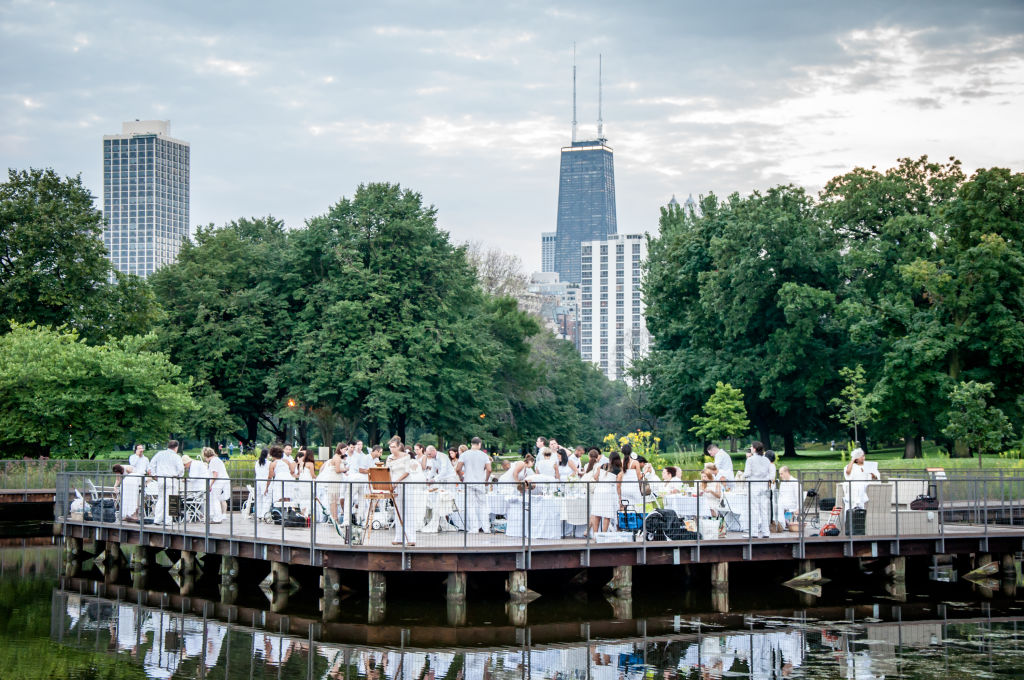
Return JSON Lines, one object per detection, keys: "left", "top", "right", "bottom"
{"left": 711, "top": 562, "right": 729, "bottom": 612}
{"left": 885, "top": 556, "right": 906, "bottom": 583}
{"left": 446, "top": 599, "right": 467, "bottom": 626}
{"left": 1000, "top": 553, "right": 1017, "bottom": 580}
{"left": 368, "top": 571, "right": 387, "bottom": 624}
{"left": 711, "top": 562, "right": 729, "bottom": 590}
{"left": 446, "top": 572, "right": 467, "bottom": 601}
{"left": 270, "top": 561, "right": 289, "bottom": 589}
{"left": 219, "top": 556, "right": 239, "bottom": 583}
{"left": 605, "top": 566, "right": 632, "bottom": 598}
{"left": 507, "top": 570, "right": 539, "bottom": 603}
{"left": 321, "top": 568, "right": 343, "bottom": 621}
{"left": 179, "top": 550, "right": 197, "bottom": 574}
{"left": 796, "top": 560, "right": 815, "bottom": 577}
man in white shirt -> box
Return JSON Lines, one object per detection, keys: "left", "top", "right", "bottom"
{"left": 743, "top": 442, "right": 773, "bottom": 538}
{"left": 148, "top": 440, "right": 185, "bottom": 524}
{"left": 456, "top": 437, "right": 492, "bottom": 534}
{"left": 282, "top": 445, "right": 294, "bottom": 464}
{"left": 425, "top": 445, "right": 458, "bottom": 483}
{"left": 708, "top": 444, "right": 733, "bottom": 491}
{"left": 128, "top": 444, "right": 149, "bottom": 475}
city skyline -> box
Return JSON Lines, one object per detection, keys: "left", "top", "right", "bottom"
{"left": 2, "top": 2, "right": 1023, "bottom": 272}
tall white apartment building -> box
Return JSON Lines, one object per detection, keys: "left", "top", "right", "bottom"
{"left": 579, "top": 233, "right": 650, "bottom": 381}
{"left": 103, "top": 120, "right": 190, "bottom": 277}
{"left": 541, "top": 232, "right": 556, "bottom": 272}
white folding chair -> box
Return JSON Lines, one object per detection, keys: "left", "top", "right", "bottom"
{"left": 182, "top": 492, "right": 206, "bottom": 524}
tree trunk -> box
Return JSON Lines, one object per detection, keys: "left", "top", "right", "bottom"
{"left": 755, "top": 419, "right": 772, "bottom": 450}
{"left": 729, "top": 436, "right": 737, "bottom": 453}
{"left": 367, "top": 421, "right": 380, "bottom": 448}
{"left": 246, "top": 415, "right": 259, "bottom": 447}
{"left": 297, "top": 419, "right": 309, "bottom": 447}
{"left": 782, "top": 429, "right": 796, "bottom": 458}
{"left": 395, "top": 413, "right": 407, "bottom": 445}
{"left": 902, "top": 432, "right": 923, "bottom": 459}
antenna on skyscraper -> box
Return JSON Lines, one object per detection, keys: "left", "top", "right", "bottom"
{"left": 597, "top": 53, "right": 603, "bottom": 140}
{"left": 571, "top": 42, "right": 578, "bottom": 143}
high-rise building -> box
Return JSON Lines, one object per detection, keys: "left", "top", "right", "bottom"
{"left": 541, "top": 232, "right": 556, "bottom": 272}
{"left": 554, "top": 139, "right": 617, "bottom": 284}
{"left": 552, "top": 53, "right": 617, "bottom": 284}
{"left": 578, "top": 233, "right": 650, "bottom": 382}
{"left": 103, "top": 120, "right": 190, "bottom": 278}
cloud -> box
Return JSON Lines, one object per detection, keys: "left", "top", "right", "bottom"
{"left": 198, "top": 57, "right": 257, "bottom": 79}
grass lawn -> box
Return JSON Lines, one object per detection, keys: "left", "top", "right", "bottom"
{"left": 660, "top": 444, "right": 1024, "bottom": 473}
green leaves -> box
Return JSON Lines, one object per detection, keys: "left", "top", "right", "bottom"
{"left": 0, "top": 324, "right": 195, "bottom": 457}
{"left": 941, "top": 381, "right": 1014, "bottom": 458}
{"left": 690, "top": 382, "right": 750, "bottom": 442}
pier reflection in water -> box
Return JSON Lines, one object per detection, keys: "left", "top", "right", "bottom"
{"left": 52, "top": 580, "right": 1024, "bottom": 680}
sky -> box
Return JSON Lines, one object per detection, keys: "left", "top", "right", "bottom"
{"left": 2, "top": 0, "right": 1023, "bottom": 272}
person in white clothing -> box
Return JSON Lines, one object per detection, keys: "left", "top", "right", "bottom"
{"left": 128, "top": 444, "right": 149, "bottom": 475}
{"left": 425, "top": 445, "right": 458, "bottom": 483}
{"left": 844, "top": 448, "right": 877, "bottom": 509}
{"left": 202, "top": 447, "right": 230, "bottom": 522}
{"left": 456, "top": 437, "right": 492, "bottom": 533}
{"left": 709, "top": 443, "right": 735, "bottom": 490}
{"left": 113, "top": 464, "right": 144, "bottom": 521}
{"left": 148, "top": 440, "right": 184, "bottom": 524}
{"left": 743, "top": 441, "right": 773, "bottom": 538}
{"left": 776, "top": 466, "right": 802, "bottom": 524}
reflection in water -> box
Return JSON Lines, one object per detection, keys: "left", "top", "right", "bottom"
{"left": 52, "top": 585, "right": 1024, "bottom": 680}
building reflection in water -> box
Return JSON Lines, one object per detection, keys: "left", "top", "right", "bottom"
{"left": 53, "top": 586, "right": 1014, "bottom": 680}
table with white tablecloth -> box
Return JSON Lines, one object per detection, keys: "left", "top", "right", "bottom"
{"left": 720, "top": 492, "right": 749, "bottom": 532}
{"left": 664, "top": 494, "right": 716, "bottom": 518}
{"left": 420, "top": 489, "right": 458, "bottom": 533}
{"left": 505, "top": 495, "right": 585, "bottom": 540}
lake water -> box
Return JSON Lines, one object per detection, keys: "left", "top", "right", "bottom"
{"left": 3, "top": 539, "right": 1024, "bottom": 679}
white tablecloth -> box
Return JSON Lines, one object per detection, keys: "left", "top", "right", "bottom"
{"left": 664, "top": 495, "right": 715, "bottom": 518}
{"left": 421, "top": 490, "right": 457, "bottom": 533}
{"left": 505, "top": 495, "right": 569, "bottom": 540}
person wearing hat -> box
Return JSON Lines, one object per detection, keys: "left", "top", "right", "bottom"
{"left": 844, "top": 448, "right": 877, "bottom": 509}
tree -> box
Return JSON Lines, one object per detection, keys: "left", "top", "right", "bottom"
{"left": 828, "top": 365, "right": 877, "bottom": 449}
{"left": 0, "top": 168, "right": 158, "bottom": 342}
{"left": 689, "top": 381, "right": 751, "bottom": 444}
{"left": 149, "top": 217, "right": 290, "bottom": 444}
{"left": 822, "top": 157, "right": 965, "bottom": 458}
{"left": 643, "top": 187, "right": 842, "bottom": 455}
{"left": 0, "top": 324, "right": 195, "bottom": 458}
{"left": 941, "top": 381, "right": 1014, "bottom": 467}
{"left": 464, "top": 241, "right": 529, "bottom": 298}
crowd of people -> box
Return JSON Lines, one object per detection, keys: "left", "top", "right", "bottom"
{"left": 103, "top": 435, "right": 872, "bottom": 543}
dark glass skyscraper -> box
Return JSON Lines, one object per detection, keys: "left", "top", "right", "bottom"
{"left": 554, "top": 139, "right": 617, "bottom": 284}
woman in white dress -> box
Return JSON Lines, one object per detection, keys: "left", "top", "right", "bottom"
{"left": 202, "top": 447, "right": 230, "bottom": 523}
{"left": 113, "top": 464, "right": 144, "bottom": 521}
{"left": 590, "top": 450, "right": 621, "bottom": 534}
{"left": 617, "top": 444, "right": 644, "bottom": 512}
{"left": 254, "top": 448, "right": 271, "bottom": 520}
{"left": 386, "top": 436, "right": 427, "bottom": 545}
{"left": 497, "top": 454, "right": 534, "bottom": 495}
{"left": 534, "top": 447, "right": 561, "bottom": 481}
{"left": 265, "top": 446, "right": 296, "bottom": 508}
{"left": 293, "top": 448, "right": 317, "bottom": 517}
{"left": 316, "top": 443, "right": 348, "bottom": 524}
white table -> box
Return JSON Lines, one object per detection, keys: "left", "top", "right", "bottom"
{"left": 664, "top": 494, "right": 715, "bottom": 518}
{"left": 505, "top": 495, "right": 565, "bottom": 540}
{"left": 720, "top": 492, "right": 749, "bottom": 532}
{"left": 421, "top": 490, "right": 457, "bottom": 533}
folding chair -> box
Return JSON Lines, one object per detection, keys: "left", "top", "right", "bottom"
{"left": 719, "top": 495, "right": 744, "bottom": 532}
{"left": 362, "top": 467, "right": 403, "bottom": 544}
{"left": 182, "top": 492, "right": 206, "bottom": 524}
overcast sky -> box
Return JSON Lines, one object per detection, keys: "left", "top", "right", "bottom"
{"left": 3, "top": 1, "right": 1023, "bottom": 272}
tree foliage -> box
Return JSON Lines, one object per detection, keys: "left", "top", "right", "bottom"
{"left": 941, "top": 381, "right": 1014, "bottom": 462}
{"left": 643, "top": 157, "right": 1024, "bottom": 456}
{"left": 689, "top": 381, "right": 750, "bottom": 443}
{"left": 0, "top": 168, "right": 160, "bottom": 342}
{"left": 0, "top": 324, "right": 195, "bottom": 457}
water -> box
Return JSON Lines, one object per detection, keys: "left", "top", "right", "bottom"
{"left": 3, "top": 540, "right": 1024, "bottom": 679}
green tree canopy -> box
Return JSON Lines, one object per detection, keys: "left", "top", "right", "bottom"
{"left": 0, "top": 168, "right": 159, "bottom": 342}
{"left": 0, "top": 324, "right": 195, "bottom": 458}
{"left": 941, "top": 381, "right": 1014, "bottom": 465}
{"left": 690, "top": 381, "right": 750, "bottom": 443}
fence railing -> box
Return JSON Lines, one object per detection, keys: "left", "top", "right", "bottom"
{"left": 52, "top": 468, "right": 1024, "bottom": 555}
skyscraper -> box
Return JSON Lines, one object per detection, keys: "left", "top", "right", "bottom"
{"left": 103, "top": 120, "right": 190, "bottom": 278}
{"left": 579, "top": 233, "right": 649, "bottom": 382}
{"left": 553, "top": 54, "right": 617, "bottom": 284}
{"left": 541, "top": 231, "right": 556, "bottom": 272}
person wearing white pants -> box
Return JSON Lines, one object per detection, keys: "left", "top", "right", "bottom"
{"left": 743, "top": 441, "right": 773, "bottom": 539}
{"left": 456, "top": 437, "right": 492, "bottom": 534}
{"left": 386, "top": 437, "right": 426, "bottom": 545}
{"left": 148, "top": 441, "right": 184, "bottom": 525}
